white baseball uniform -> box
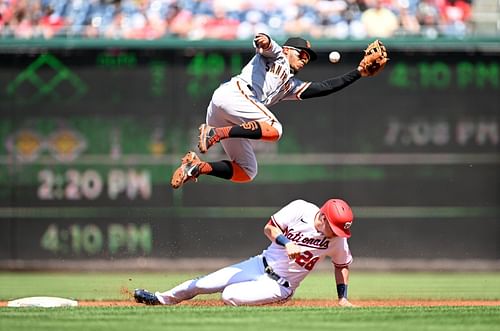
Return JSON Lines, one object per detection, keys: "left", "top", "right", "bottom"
{"left": 155, "top": 199, "right": 352, "bottom": 306}
{"left": 206, "top": 37, "right": 311, "bottom": 179}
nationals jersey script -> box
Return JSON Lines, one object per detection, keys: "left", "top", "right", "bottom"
{"left": 235, "top": 38, "right": 311, "bottom": 106}
{"left": 262, "top": 200, "right": 352, "bottom": 289}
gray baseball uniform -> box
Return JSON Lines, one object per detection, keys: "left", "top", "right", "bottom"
{"left": 206, "top": 36, "right": 311, "bottom": 179}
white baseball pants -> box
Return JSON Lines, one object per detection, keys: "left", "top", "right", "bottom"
{"left": 155, "top": 255, "right": 293, "bottom": 306}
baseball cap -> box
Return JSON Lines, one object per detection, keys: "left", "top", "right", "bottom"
{"left": 283, "top": 37, "right": 317, "bottom": 61}
{"left": 320, "top": 199, "right": 354, "bottom": 238}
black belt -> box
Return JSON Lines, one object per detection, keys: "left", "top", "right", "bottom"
{"left": 262, "top": 256, "right": 290, "bottom": 288}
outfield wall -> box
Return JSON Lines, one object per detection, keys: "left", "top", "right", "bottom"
{"left": 0, "top": 38, "right": 498, "bottom": 268}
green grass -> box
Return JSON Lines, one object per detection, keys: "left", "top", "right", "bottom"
{"left": 0, "top": 272, "right": 499, "bottom": 331}
{"left": 1, "top": 271, "right": 500, "bottom": 301}
{"left": 1, "top": 306, "right": 499, "bottom": 331}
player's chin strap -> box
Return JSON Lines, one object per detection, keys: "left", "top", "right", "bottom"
{"left": 262, "top": 256, "right": 290, "bottom": 288}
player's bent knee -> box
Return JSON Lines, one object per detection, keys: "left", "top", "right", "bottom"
{"left": 259, "top": 121, "right": 282, "bottom": 141}
{"left": 273, "top": 121, "right": 283, "bottom": 140}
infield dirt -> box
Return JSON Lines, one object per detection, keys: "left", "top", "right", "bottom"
{"left": 2, "top": 300, "right": 499, "bottom": 307}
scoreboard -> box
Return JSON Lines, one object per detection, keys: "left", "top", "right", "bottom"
{"left": 0, "top": 43, "right": 498, "bottom": 262}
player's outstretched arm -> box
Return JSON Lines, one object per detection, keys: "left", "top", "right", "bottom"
{"left": 300, "top": 70, "right": 362, "bottom": 99}
{"left": 300, "top": 40, "right": 388, "bottom": 100}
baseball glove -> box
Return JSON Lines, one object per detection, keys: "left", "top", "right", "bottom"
{"left": 358, "top": 40, "right": 388, "bottom": 77}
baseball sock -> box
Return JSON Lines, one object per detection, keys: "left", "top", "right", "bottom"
{"left": 198, "top": 160, "right": 251, "bottom": 182}
{"left": 229, "top": 161, "right": 252, "bottom": 182}
{"left": 214, "top": 121, "right": 280, "bottom": 141}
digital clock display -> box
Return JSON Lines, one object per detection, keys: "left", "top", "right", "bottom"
{"left": 389, "top": 61, "right": 499, "bottom": 90}
{"left": 40, "top": 223, "right": 152, "bottom": 256}
{"left": 0, "top": 46, "right": 498, "bottom": 261}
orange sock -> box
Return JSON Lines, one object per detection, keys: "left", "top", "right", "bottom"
{"left": 230, "top": 162, "right": 252, "bottom": 183}
{"left": 257, "top": 121, "right": 280, "bottom": 141}
{"left": 214, "top": 121, "right": 281, "bottom": 142}
{"left": 198, "top": 162, "right": 213, "bottom": 175}
{"left": 214, "top": 127, "right": 231, "bottom": 140}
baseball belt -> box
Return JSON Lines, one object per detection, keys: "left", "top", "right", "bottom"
{"left": 262, "top": 256, "right": 290, "bottom": 288}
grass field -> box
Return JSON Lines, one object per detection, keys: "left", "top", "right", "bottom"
{"left": 1, "top": 271, "right": 499, "bottom": 331}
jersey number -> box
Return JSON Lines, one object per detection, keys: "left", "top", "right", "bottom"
{"left": 294, "top": 251, "right": 319, "bottom": 271}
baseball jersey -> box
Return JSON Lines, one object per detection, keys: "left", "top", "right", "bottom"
{"left": 235, "top": 38, "right": 311, "bottom": 107}
{"left": 262, "top": 199, "right": 353, "bottom": 290}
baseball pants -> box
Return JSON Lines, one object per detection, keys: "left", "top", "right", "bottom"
{"left": 155, "top": 255, "right": 293, "bottom": 306}
{"left": 206, "top": 78, "right": 283, "bottom": 179}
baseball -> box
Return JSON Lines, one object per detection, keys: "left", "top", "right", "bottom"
{"left": 329, "top": 51, "right": 341, "bottom": 63}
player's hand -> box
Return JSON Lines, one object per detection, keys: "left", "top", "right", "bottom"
{"left": 338, "top": 297, "right": 357, "bottom": 307}
{"left": 285, "top": 242, "right": 302, "bottom": 260}
{"left": 254, "top": 33, "right": 270, "bottom": 50}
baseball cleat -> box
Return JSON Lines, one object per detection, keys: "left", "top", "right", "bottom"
{"left": 170, "top": 151, "right": 201, "bottom": 189}
{"left": 198, "top": 124, "right": 220, "bottom": 153}
{"left": 134, "top": 289, "right": 161, "bottom": 305}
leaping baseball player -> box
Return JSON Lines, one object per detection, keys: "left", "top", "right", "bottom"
{"left": 171, "top": 33, "right": 388, "bottom": 188}
{"left": 134, "top": 198, "right": 356, "bottom": 307}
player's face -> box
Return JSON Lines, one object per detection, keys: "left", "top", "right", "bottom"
{"left": 285, "top": 47, "right": 310, "bottom": 72}
{"left": 315, "top": 212, "right": 336, "bottom": 238}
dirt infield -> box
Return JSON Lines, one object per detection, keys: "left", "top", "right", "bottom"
{"left": 2, "top": 299, "right": 499, "bottom": 307}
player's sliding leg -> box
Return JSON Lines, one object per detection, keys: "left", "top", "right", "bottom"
{"left": 153, "top": 256, "right": 290, "bottom": 306}
{"left": 221, "top": 278, "right": 293, "bottom": 306}
{"left": 170, "top": 153, "right": 252, "bottom": 189}
{"left": 153, "top": 276, "right": 290, "bottom": 306}
{"left": 198, "top": 120, "right": 282, "bottom": 153}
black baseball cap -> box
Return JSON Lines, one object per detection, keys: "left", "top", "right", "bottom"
{"left": 283, "top": 37, "right": 317, "bottom": 61}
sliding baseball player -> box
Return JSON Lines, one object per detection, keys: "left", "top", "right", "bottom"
{"left": 135, "top": 198, "right": 356, "bottom": 306}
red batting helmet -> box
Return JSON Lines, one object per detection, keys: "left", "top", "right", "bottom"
{"left": 320, "top": 199, "right": 354, "bottom": 238}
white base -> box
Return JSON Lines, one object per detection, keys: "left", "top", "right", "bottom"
{"left": 7, "top": 296, "right": 78, "bottom": 308}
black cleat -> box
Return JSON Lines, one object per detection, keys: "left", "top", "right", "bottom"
{"left": 134, "top": 289, "right": 161, "bottom": 305}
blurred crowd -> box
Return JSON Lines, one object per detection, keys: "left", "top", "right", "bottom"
{"left": 0, "top": 0, "right": 474, "bottom": 40}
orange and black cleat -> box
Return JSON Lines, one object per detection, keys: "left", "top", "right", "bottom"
{"left": 170, "top": 151, "right": 201, "bottom": 189}
{"left": 198, "top": 124, "right": 220, "bottom": 153}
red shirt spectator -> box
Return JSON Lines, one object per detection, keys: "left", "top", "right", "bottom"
{"left": 440, "top": 0, "right": 471, "bottom": 23}
{"left": 39, "top": 6, "right": 65, "bottom": 38}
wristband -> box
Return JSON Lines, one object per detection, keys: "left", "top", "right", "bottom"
{"left": 275, "top": 234, "right": 291, "bottom": 246}
{"left": 336, "top": 284, "right": 348, "bottom": 299}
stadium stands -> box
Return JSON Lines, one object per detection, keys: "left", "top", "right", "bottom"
{"left": 0, "top": 0, "right": 497, "bottom": 39}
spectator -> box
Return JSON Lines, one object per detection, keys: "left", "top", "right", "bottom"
{"left": 39, "top": 5, "right": 65, "bottom": 38}
{"left": 64, "top": 0, "right": 91, "bottom": 36}
{"left": 416, "top": 0, "right": 441, "bottom": 38}
{"left": 361, "top": 0, "right": 400, "bottom": 38}
{"left": 0, "top": 0, "right": 481, "bottom": 40}
{"left": 439, "top": 0, "right": 471, "bottom": 36}
{"left": 396, "top": 0, "right": 421, "bottom": 36}
{"left": 168, "top": 7, "right": 194, "bottom": 38}
{"left": 202, "top": 2, "right": 240, "bottom": 40}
